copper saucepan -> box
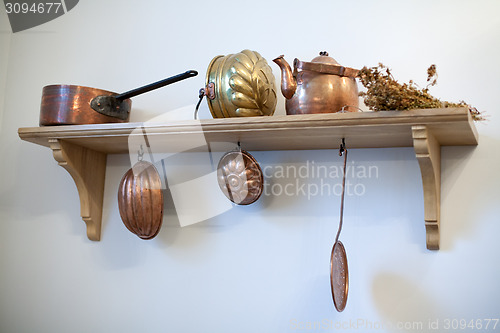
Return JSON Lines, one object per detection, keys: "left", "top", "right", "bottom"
{"left": 39, "top": 70, "right": 198, "bottom": 125}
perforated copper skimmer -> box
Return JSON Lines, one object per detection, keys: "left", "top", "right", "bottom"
{"left": 330, "top": 138, "right": 349, "bottom": 312}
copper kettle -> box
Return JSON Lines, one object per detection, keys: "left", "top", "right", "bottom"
{"left": 273, "top": 52, "right": 359, "bottom": 115}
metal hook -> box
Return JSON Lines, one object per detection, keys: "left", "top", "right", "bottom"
{"left": 138, "top": 144, "right": 144, "bottom": 161}
{"left": 194, "top": 88, "right": 205, "bottom": 120}
{"left": 339, "top": 138, "right": 346, "bottom": 156}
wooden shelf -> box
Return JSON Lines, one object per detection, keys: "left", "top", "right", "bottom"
{"left": 18, "top": 107, "right": 478, "bottom": 248}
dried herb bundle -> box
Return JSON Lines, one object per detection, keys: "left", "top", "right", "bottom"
{"left": 358, "top": 63, "right": 484, "bottom": 121}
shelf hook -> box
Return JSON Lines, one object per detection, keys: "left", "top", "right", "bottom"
{"left": 339, "top": 138, "right": 346, "bottom": 156}
{"left": 138, "top": 144, "right": 144, "bottom": 162}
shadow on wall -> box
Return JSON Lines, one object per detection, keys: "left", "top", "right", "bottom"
{"left": 372, "top": 273, "right": 447, "bottom": 332}
{"left": 440, "top": 136, "right": 499, "bottom": 251}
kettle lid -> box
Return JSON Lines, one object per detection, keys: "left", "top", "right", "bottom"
{"left": 311, "top": 51, "right": 339, "bottom": 65}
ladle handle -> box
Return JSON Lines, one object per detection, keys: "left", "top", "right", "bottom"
{"left": 335, "top": 138, "right": 348, "bottom": 244}
{"left": 115, "top": 70, "right": 198, "bottom": 101}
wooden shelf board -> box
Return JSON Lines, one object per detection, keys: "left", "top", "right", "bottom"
{"left": 18, "top": 108, "right": 478, "bottom": 153}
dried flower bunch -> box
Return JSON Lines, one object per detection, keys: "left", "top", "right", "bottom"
{"left": 357, "top": 63, "right": 485, "bottom": 121}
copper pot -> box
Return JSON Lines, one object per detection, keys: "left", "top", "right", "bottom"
{"left": 273, "top": 52, "right": 359, "bottom": 115}
{"left": 40, "top": 85, "right": 132, "bottom": 126}
{"left": 40, "top": 70, "right": 197, "bottom": 125}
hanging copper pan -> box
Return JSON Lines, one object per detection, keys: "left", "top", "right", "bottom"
{"left": 39, "top": 70, "right": 198, "bottom": 125}
{"left": 217, "top": 148, "right": 263, "bottom": 205}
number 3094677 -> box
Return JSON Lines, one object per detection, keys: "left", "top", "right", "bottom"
{"left": 5, "top": 2, "right": 62, "bottom": 14}
{"left": 443, "top": 318, "right": 499, "bottom": 330}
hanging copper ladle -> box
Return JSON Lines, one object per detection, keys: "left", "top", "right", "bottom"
{"left": 330, "top": 138, "right": 349, "bottom": 312}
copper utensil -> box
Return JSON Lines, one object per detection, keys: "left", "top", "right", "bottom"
{"left": 196, "top": 49, "right": 277, "bottom": 119}
{"left": 217, "top": 145, "right": 263, "bottom": 205}
{"left": 117, "top": 160, "right": 164, "bottom": 240}
{"left": 40, "top": 70, "right": 197, "bottom": 125}
{"left": 330, "top": 138, "right": 349, "bottom": 312}
{"left": 273, "top": 51, "right": 359, "bottom": 115}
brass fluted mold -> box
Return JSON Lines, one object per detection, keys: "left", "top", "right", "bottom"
{"left": 205, "top": 49, "right": 277, "bottom": 118}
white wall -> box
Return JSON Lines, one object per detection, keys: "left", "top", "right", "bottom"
{"left": 1, "top": 1, "right": 500, "bottom": 332}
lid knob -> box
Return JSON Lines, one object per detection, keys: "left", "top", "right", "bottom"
{"left": 319, "top": 51, "right": 329, "bottom": 56}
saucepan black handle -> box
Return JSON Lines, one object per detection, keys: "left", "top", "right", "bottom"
{"left": 115, "top": 70, "right": 198, "bottom": 101}
{"left": 90, "top": 70, "right": 198, "bottom": 120}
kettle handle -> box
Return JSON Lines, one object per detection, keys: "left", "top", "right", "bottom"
{"left": 295, "top": 60, "right": 359, "bottom": 78}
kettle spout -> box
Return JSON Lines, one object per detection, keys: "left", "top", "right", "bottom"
{"left": 273, "top": 55, "right": 297, "bottom": 100}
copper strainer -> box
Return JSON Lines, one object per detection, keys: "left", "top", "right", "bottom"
{"left": 330, "top": 139, "right": 349, "bottom": 312}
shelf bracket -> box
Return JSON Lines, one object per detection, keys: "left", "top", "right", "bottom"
{"left": 412, "top": 125, "right": 440, "bottom": 250}
{"left": 49, "top": 139, "right": 106, "bottom": 241}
